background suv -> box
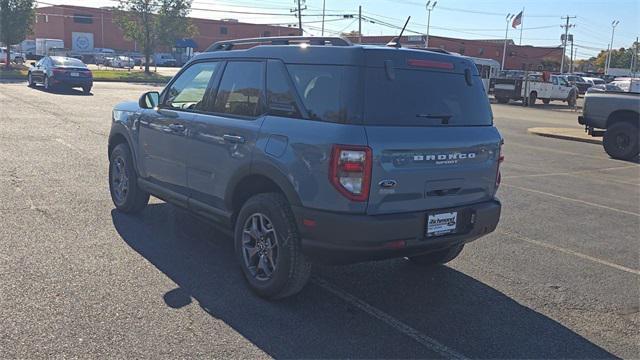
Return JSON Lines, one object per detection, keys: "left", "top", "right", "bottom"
{"left": 108, "top": 37, "right": 503, "bottom": 299}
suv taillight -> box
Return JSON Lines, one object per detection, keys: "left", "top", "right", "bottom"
{"left": 329, "top": 145, "right": 372, "bottom": 202}
{"left": 496, "top": 143, "right": 504, "bottom": 190}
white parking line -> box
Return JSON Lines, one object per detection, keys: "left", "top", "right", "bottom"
{"left": 502, "top": 183, "right": 640, "bottom": 217}
{"left": 313, "top": 277, "right": 469, "bottom": 359}
{"left": 503, "top": 164, "right": 639, "bottom": 180}
{"left": 506, "top": 142, "right": 609, "bottom": 160}
{"left": 500, "top": 230, "right": 640, "bottom": 276}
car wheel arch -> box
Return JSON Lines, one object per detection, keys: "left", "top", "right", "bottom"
{"left": 226, "top": 163, "right": 303, "bottom": 225}
{"left": 607, "top": 110, "right": 639, "bottom": 129}
{"left": 108, "top": 128, "right": 141, "bottom": 175}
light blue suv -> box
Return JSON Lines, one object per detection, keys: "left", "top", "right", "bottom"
{"left": 108, "top": 37, "right": 503, "bottom": 299}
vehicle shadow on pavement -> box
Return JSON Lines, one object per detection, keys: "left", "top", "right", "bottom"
{"left": 111, "top": 204, "right": 615, "bottom": 359}
{"left": 30, "top": 86, "right": 92, "bottom": 96}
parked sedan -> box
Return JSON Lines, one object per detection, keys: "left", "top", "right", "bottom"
{"left": 106, "top": 55, "right": 135, "bottom": 68}
{"left": 586, "top": 84, "right": 623, "bottom": 93}
{"left": 27, "top": 56, "right": 93, "bottom": 94}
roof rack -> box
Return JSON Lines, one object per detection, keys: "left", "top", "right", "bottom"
{"left": 205, "top": 36, "right": 353, "bottom": 52}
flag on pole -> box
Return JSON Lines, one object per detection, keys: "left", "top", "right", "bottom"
{"left": 512, "top": 11, "right": 523, "bottom": 28}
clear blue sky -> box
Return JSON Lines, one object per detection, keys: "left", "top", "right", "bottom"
{"left": 39, "top": 0, "right": 639, "bottom": 59}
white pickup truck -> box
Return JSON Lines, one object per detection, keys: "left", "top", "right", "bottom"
{"left": 491, "top": 74, "right": 578, "bottom": 107}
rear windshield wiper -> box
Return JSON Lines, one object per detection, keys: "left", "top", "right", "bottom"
{"left": 416, "top": 114, "right": 452, "bottom": 124}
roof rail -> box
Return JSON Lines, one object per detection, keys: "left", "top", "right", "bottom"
{"left": 205, "top": 36, "right": 353, "bottom": 52}
{"left": 409, "top": 47, "right": 452, "bottom": 55}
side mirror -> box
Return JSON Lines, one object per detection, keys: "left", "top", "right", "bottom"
{"left": 139, "top": 91, "right": 160, "bottom": 109}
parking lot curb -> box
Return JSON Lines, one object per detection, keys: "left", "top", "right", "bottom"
{"left": 527, "top": 127, "right": 602, "bottom": 145}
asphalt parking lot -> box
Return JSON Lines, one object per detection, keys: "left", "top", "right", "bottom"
{"left": 0, "top": 81, "right": 638, "bottom": 358}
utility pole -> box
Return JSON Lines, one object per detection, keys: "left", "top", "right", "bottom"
{"left": 560, "top": 15, "right": 576, "bottom": 74}
{"left": 321, "top": 0, "right": 326, "bottom": 36}
{"left": 425, "top": 1, "right": 437, "bottom": 47}
{"left": 605, "top": 20, "right": 619, "bottom": 75}
{"left": 293, "top": 0, "right": 306, "bottom": 35}
{"left": 502, "top": 13, "right": 515, "bottom": 71}
{"left": 631, "top": 37, "right": 639, "bottom": 76}
{"left": 358, "top": 5, "right": 362, "bottom": 43}
{"left": 569, "top": 35, "right": 574, "bottom": 73}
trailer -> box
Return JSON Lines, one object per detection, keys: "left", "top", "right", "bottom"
{"left": 35, "top": 39, "right": 64, "bottom": 58}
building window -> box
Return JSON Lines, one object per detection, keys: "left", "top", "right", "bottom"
{"left": 220, "top": 26, "right": 228, "bottom": 35}
{"left": 262, "top": 31, "right": 271, "bottom": 37}
{"left": 478, "top": 47, "right": 484, "bottom": 55}
{"left": 74, "top": 14, "right": 93, "bottom": 24}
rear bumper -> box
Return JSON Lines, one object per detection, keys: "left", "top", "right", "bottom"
{"left": 51, "top": 77, "right": 93, "bottom": 88}
{"left": 292, "top": 199, "right": 501, "bottom": 264}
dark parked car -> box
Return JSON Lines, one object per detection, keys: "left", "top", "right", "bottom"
{"left": 563, "top": 75, "right": 591, "bottom": 94}
{"left": 108, "top": 36, "right": 503, "bottom": 299}
{"left": 27, "top": 56, "right": 93, "bottom": 94}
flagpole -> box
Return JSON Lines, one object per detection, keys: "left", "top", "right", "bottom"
{"left": 519, "top": 7, "right": 524, "bottom": 45}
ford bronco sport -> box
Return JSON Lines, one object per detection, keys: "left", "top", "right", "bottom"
{"left": 108, "top": 37, "right": 503, "bottom": 299}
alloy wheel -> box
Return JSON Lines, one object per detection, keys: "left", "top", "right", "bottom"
{"left": 242, "top": 213, "right": 279, "bottom": 281}
{"left": 111, "top": 156, "right": 129, "bottom": 205}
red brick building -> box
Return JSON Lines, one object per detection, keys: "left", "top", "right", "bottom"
{"left": 351, "top": 35, "right": 563, "bottom": 71}
{"left": 30, "top": 5, "right": 561, "bottom": 70}
{"left": 31, "top": 5, "right": 300, "bottom": 53}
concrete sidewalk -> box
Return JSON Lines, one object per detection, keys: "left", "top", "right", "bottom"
{"left": 528, "top": 127, "right": 602, "bottom": 144}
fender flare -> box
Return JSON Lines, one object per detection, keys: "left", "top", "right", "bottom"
{"left": 108, "top": 123, "right": 141, "bottom": 175}
{"left": 224, "top": 160, "right": 303, "bottom": 211}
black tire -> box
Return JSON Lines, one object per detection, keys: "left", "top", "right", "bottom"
{"left": 542, "top": 98, "right": 550, "bottom": 104}
{"left": 603, "top": 122, "right": 640, "bottom": 160}
{"left": 83, "top": 86, "right": 92, "bottom": 94}
{"left": 43, "top": 75, "right": 51, "bottom": 91}
{"left": 109, "top": 143, "right": 149, "bottom": 213}
{"left": 235, "top": 193, "right": 312, "bottom": 299}
{"left": 496, "top": 97, "right": 509, "bottom": 104}
{"left": 27, "top": 73, "right": 35, "bottom": 87}
{"left": 408, "top": 244, "right": 464, "bottom": 267}
{"left": 528, "top": 92, "right": 537, "bottom": 106}
{"left": 567, "top": 91, "right": 577, "bottom": 108}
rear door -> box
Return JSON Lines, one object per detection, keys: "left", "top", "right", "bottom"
{"left": 186, "top": 60, "right": 266, "bottom": 213}
{"left": 362, "top": 51, "right": 502, "bottom": 215}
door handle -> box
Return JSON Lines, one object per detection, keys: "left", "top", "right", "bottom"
{"left": 223, "top": 134, "right": 245, "bottom": 144}
{"left": 168, "top": 123, "right": 185, "bottom": 131}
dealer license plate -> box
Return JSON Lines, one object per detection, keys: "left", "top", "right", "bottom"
{"left": 426, "top": 212, "right": 458, "bottom": 237}
{"left": 70, "top": 72, "right": 79, "bottom": 77}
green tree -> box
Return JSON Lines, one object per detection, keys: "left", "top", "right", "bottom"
{"left": 594, "top": 47, "right": 635, "bottom": 71}
{"left": 115, "top": 0, "right": 196, "bottom": 73}
{"left": 0, "top": 0, "right": 35, "bottom": 68}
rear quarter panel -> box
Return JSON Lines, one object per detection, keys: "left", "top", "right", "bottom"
{"left": 256, "top": 116, "right": 368, "bottom": 213}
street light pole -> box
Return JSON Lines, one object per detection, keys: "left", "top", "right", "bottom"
{"left": 501, "top": 14, "right": 514, "bottom": 71}
{"left": 605, "top": 20, "right": 619, "bottom": 75}
{"left": 425, "top": 1, "right": 437, "bottom": 47}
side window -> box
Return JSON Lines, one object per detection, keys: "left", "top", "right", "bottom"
{"left": 212, "top": 61, "right": 264, "bottom": 118}
{"left": 266, "top": 60, "right": 301, "bottom": 118}
{"left": 163, "top": 62, "right": 219, "bottom": 111}
{"left": 287, "top": 64, "right": 348, "bottom": 123}
{"left": 552, "top": 77, "right": 558, "bottom": 85}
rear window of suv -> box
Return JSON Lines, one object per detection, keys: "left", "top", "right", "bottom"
{"left": 364, "top": 67, "right": 492, "bottom": 126}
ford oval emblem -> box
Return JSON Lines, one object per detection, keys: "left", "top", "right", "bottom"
{"left": 378, "top": 179, "right": 397, "bottom": 188}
